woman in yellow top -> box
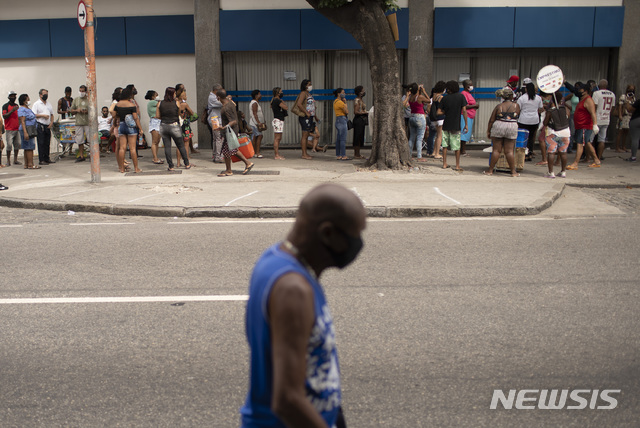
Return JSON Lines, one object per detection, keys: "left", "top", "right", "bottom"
{"left": 333, "top": 88, "right": 349, "bottom": 160}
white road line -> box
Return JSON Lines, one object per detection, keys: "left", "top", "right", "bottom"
{"left": 70, "top": 222, "right": 136, "bottom": 226}
{"left": 368, "top": 216, "right": 599, "bottom": 222}
{"left": 433, "top": 187, "right": 461, "bottom": 205}
{"left": 0, "top": 224, "right": 23, "bottom": 228}
{"left": 224, "top": 190, "right": 259, "bottom": 206}
{"left": 168, "top": 219, "right": 294, "bottom": 224}
{"left": 57, "top": 186, "right": 113, "bottom": 198}
{"left": 350, "top": 187, "right": 368, "bottom": 205}
{"left": 0, "top": 295, "right": 249, "bottom": 304}
{"left": 128, "top": 194, "right": 159, "bottom": 203}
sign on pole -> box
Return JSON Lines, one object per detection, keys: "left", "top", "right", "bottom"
{"left": 77, "top": 1, "right": 87, "bottom": 29}
{"left": 80, "top": 0, "right": 101, "bottom": 183}
{"left": 536, "top": 65, "right": 564, "bottom": 94}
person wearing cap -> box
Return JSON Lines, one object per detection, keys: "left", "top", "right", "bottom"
{"left": 2, "top": 91, "right": 22, "bottom": 166}
{"left": 506, "top": 75, "right": 521, "bottom": 101}
{"left": 31, "top": 89, "right": 55, "bottom": 165}
{"left": 591, "top": 79, "right": 616, "bottom": 160}
{"left": 57, "top": 86, "right": 73, "bottom": 120}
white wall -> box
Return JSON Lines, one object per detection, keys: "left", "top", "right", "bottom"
{"left": 0, "top": 55, "right": 199, "bottom": 143}
{"left": 1, "top": 0, "right": 194, "bottom": 20}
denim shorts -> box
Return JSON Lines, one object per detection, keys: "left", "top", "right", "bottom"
{"left": 119, "top": 122, "right": 138, "bottom": 135}
{"left": 149, "top": 117, "right": 161, "bottom": 133}
{"left": 250, "top": 125, "right": 262, "bottom": 138}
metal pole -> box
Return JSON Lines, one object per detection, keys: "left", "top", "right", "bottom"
{"left": 84, "top": 0, "right": 101, "bottom": 183}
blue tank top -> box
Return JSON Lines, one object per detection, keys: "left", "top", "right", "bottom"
{"left": 240, "top": 243, "right": 341, "bottom": 428}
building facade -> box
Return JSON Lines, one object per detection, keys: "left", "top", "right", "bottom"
{"left": 0, "top": 0, "right": 634, "bottom": 148}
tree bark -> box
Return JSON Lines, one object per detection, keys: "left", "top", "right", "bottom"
{"left": 306, "top": 0, "right": 411, "bottom": 170}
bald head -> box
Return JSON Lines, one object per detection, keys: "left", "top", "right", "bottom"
{"left": 599, "top": 79, "right": 608, "bottom": 89}
{"left": 297, "top": 184, "right": 366, "bottom": 233}
{"left": 289, "top": 184, "right": 366, "bottom": 271}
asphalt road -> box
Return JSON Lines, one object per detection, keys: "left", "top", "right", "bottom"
{"left": 0, "top": 190, "right": 639, "bottom": 427}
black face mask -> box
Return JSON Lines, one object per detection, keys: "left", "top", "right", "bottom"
{"left": 327, "top": 228, "right": 364, "bottom": 269}
{"left": 9, "top": 97, "right": 16, "bottom": 104}
{"left": 42, "top": 94, "right": 48, "bottom": 101}
{"left": 361, "top": 92, "right": 366, "bottom": 98}
{"left": 133, "top": 89, "right": 138, "bottom": 95}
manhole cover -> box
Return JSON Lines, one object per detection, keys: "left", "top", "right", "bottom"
{"left": 239, "top": 170, "right": 280, "bottom": 175}
{"left": 125, "top": 170, "right": 182, "bottom": 176}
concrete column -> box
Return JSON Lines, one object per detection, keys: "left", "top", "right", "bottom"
{"left": 194, "top": 0, "right": 222, "bottom": 149}
{"left": 617, "top": 0, "right": 639, "bottom": 92}
{"left": 406, "top": 0, "right": 433, "bottom": 90}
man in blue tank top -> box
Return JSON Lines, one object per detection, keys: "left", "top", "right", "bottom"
{"left": 241, "top": 183, "right": 366, "bottom": 428}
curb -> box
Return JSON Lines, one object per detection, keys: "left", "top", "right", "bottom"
{"left": 0, "top": 183, "right": 565, "bottom": 218}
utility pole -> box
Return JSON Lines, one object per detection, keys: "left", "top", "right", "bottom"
{"left": 79, "top": 0, "right": 101, "bottom": 183}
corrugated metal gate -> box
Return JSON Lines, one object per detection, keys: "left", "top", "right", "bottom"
{"left": 223, "top": 48, "right": 611, "bottom": 147}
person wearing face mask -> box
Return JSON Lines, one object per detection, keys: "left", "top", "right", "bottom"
{"left": 17, "top": 94, "right": 39, "bottom": 169}
{"left": 31, "top": 88, "right": 55, "bottom": 165}
{"left": 2, "top": 91, "right": 22, "bottom": 166}
{"left": 566, "top": 81, "right": 600, "bottom": 169}
{"left": 332, "top": 88, "right": 350, "bottom": 160}
{"left": 241, "top": 183, "right": 365, "bottom": 428}
{"left": 295, "top": 79, "right": 315, "bottom": 160}
{"left": 352, "top": 85, "right": 368, "bottom": 160}
{"left": 616, "top": 85, "right": 635, "bottom": 153}
{"left": 460, "top": 79, "right": 478, "bottom": 156}
{"left": 270, "top": 87, "right": 288, "bottom": 160}
{"left": 70, "top": 85, "right": 90, "bottom": 162}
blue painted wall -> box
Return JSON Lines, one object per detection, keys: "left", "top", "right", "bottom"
{"left": 0, "top": 7, "right": 625, "bottom": 59}
{"left": 0, "top": 19, "right": 51, "bottom": 58}
{"left": 593, "top": 6, "right": 625, "bottom": 47}
{"left": 514, "top": 7, "right": 594, "bottom": 48}
{"left": 435, "top": 6, "right": 624, "bottom": 49}
{"left": 435, "top": 8, "right": 515, "bottom": 49}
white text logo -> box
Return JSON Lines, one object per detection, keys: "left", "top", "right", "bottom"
{"left": 490, "top": 389, "right": 620, "bottom": 410}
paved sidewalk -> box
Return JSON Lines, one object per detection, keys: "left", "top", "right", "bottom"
{"left": 0, "top": 147, "right": 637, "bottom": 217}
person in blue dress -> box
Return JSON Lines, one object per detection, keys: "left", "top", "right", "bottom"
{"left": 17, "top": 94, "right": 39, "bottom": 169}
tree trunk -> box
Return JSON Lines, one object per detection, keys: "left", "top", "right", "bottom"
{"left": 305, "top": 0, "right": 411, "bottom": 170}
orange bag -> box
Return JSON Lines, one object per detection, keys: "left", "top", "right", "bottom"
{"left": 231, "top": 134, "right": 255, "bottom": 162}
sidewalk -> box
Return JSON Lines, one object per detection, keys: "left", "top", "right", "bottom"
{"left": 0, "top": 147, "right": 637, "bottom": 218}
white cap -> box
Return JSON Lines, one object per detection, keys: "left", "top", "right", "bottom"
{"left": 523, "top": 78, "right": 533, "bottom": 85}
{"left": 8, "top": 91, "right": 17, "bottom": 96}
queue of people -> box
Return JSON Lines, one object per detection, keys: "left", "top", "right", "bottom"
{"left": 1, "top": 76, "right": 637, "bottom": 185}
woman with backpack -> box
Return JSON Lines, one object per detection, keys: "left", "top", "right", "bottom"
{"left": 541, "top": 92, "right": 571, "bottom": 178}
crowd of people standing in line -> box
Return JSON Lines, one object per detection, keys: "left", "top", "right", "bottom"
{"left": 402, "top": 74, "right": 639, "bottom": 178}
{"left": 1, "top": 75, "right": 638, "bottom": 188}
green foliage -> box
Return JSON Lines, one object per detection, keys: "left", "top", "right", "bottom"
{"left": 317, "top": 0, "right": 399, "bottom": 12}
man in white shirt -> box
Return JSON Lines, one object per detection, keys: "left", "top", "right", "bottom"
{"left": 31, "top": 88, "right": 55, "bottom": 165}
{"left": 591, "top": 79, "right": 616, "bottom": 160}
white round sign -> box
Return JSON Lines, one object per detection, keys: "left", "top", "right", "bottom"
{"left": 77, "top": 1, "right": 87, "bottom": 29}
{"left": 536, "top": 65, "right": 564, "bottom": 93}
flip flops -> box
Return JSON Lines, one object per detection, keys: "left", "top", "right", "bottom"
{"left": 242, "top": 163, "right": 254, "bottom": 175}
{"left": 588, "top": 163, "right": 601, "bottom": 168}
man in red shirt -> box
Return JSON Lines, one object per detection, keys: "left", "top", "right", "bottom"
{"left": 568, "top": 82, "right": 600, "bottom": 170}
{"left": 2, "top": 91, "right": 22, "bottom": 166}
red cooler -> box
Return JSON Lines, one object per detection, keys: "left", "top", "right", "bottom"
{"left": 231, "top": 133, "right": 255, "bottom": 162}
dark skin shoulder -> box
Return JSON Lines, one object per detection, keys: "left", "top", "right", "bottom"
{"left": 269, "top": 270, "right": 329, "bottom": 428}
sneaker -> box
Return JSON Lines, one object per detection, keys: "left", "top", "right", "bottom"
{"left": 544, "top": 172, "right": 556, "bottom": 179}
{"left": 625, "top": 157, "right": 637, "bottom": 162}
{"left": 557, "top": 171, "right": 566, "bottom": 178}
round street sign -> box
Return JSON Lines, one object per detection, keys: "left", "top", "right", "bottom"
{"left": 536, "top": 65, "right": 564, "bottom": 94}
{"left": 77, "top": 0, "right": 87, "bottom": 29}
